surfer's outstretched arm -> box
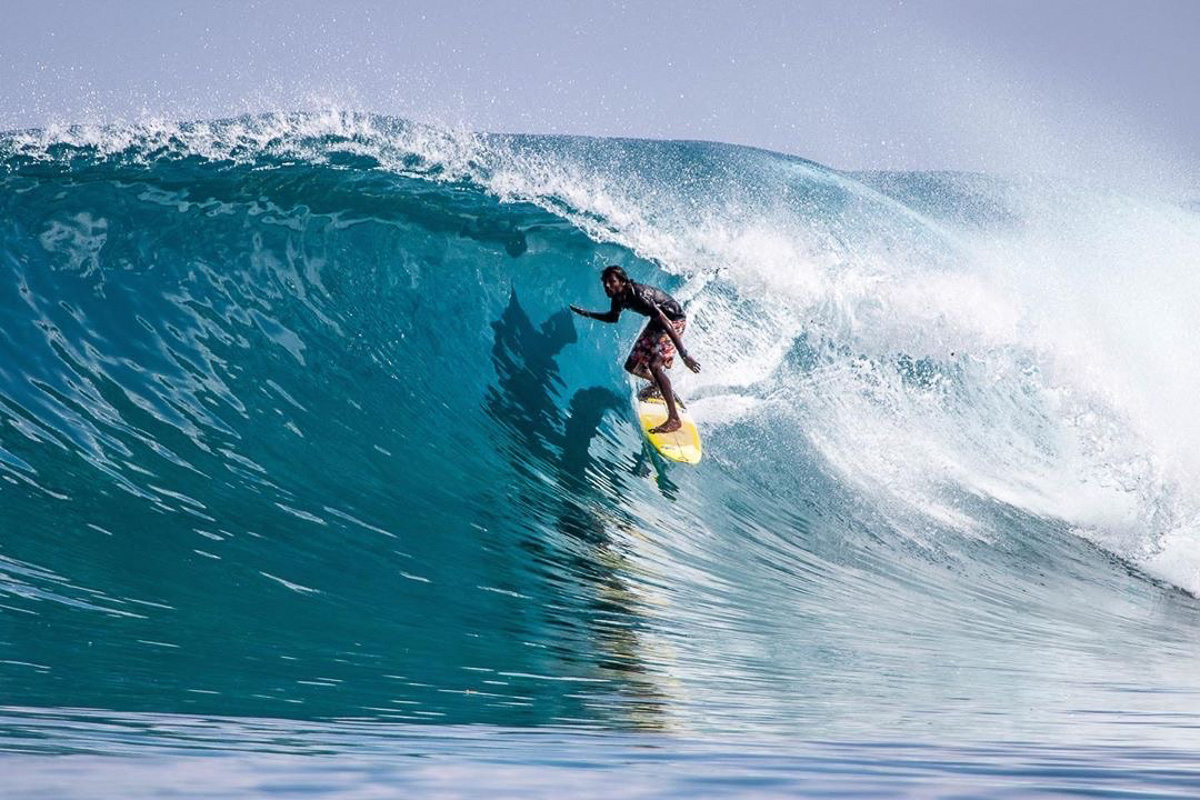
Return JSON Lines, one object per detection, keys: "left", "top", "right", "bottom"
{"left": 569, "top": 298, "right": 621, "bottom": 323}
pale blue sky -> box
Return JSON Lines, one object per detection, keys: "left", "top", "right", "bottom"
{"left": 2, "top": 0, "right": 1196, "bottom": 190}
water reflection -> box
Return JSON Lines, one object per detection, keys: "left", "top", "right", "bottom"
{"left": 485, "top": 290, "right": 669, "bottom": 727}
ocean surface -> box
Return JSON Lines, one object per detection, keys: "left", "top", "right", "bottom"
{"left": 3, "top": 112, "right": 1200, "bottom": 797}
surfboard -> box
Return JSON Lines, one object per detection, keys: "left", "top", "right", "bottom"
{"left": 632, "top": 382, "right": 703, "bottom": 464}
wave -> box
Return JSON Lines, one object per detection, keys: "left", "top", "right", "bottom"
{"left": 3, "top": 112, "right": 1200, "bottom": 742}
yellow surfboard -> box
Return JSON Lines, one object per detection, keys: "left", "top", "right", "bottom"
{"left": 633, "top": 383, "right": 703, "bottom": 465}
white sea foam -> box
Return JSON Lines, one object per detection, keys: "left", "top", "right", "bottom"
{"left": 450, "top": 129, "right": 1200, "bottom": 592}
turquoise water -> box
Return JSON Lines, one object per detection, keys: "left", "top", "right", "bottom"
{"left": 4, "top": 113, "right": 1200, "bottom": 796}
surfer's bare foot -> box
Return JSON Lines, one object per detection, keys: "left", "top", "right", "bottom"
{"left": 650, "top": 418, "right": 682, "bottom": 434}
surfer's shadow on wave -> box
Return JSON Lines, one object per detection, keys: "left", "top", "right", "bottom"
{"left": 485, "top": 291, "right": 616, "bottom": 466}
{"left": 485, "top": 289, "right": 685, "bottom": 504}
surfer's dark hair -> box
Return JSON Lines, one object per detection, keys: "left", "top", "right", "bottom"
{"left": 601, "top": 265, "right": 628, "bottom": 282}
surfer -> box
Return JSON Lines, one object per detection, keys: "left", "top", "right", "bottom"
{"left": 570, "top": 265, "right": 701, "bottom": 434}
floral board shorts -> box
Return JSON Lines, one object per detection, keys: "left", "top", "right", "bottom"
{"left": 625, "top": 318, "right": 687, "bottom": 372}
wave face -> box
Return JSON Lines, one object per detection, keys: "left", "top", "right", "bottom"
{"left": 4, "top": 113, "right": 1200, "bottom": 746}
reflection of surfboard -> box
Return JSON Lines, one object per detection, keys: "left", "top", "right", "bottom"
{"left": 632, "top": 382, "right": 703, "bottom": 464}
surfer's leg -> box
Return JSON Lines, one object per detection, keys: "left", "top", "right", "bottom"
{"left": 647, "top": 357, "right": 682, "bottom": 434}
{"left": 627, "top": 361, "right": 660, "bottom": 399}
{"left": 625, "top": 324, "right": 657, "bottom": 383}
{"left": 626, "top": 363, "right": 653, "bottom": 381}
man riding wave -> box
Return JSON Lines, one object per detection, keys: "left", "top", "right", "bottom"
{"left": 570, "top": 265, "right": 701, "bottom": 434}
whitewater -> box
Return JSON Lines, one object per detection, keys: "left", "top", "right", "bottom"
{"left": 3, "top": 111, "right": 1200, "bottom": 797}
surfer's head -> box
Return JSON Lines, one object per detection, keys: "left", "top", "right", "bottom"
{"left": 601, "top": 265, "right": 628, "bottom": 298}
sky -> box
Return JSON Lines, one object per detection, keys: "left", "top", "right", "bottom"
{"left": 1, "top": 0, "right": 1197, "bottom": 191}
